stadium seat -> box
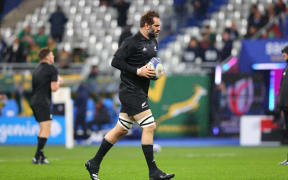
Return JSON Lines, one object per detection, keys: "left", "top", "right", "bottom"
{"left": 1, "top": 99, "right": 19, "bottom": 117}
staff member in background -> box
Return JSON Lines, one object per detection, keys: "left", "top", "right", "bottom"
{"left": 30, "top": 47, "right": 62, "bottom": 164}
{"left": 278, "top": 46, "right": 288, "bottom": 165}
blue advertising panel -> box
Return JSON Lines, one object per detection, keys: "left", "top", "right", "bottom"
{"left": 212, "top": 74, "right": 266, "bottom": 135}
{"left": 0, "top": 116, "right": 65, "bottom": 145}
{"left": 239, "top": 39, "right": 288, "bottom": 73}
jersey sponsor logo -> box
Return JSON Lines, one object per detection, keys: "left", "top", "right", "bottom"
{"left": 143, "top": 47, "right": 147, "bottom": 52}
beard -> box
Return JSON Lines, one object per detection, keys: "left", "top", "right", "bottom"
{"left": 147, "top": 27, "right": 158, "bottom": 39}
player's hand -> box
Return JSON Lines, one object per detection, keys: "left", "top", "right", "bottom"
{"left": 137, "top": 65, "right": 156, "bottom": 79}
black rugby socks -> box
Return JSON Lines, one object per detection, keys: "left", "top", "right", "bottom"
{"left": 142, "top": 144, "right": 158, "bottom": 173}
{"left": 91, "top": 138, "right": 113, "bottom": 166}
{"left": 36, "top": 136, "right": 47, "bottom": 154}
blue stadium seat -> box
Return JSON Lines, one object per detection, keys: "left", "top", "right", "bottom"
{"left": 1, "top": 99, "right": 19, "bottom": 117}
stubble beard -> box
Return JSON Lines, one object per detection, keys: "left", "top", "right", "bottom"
{"left": 147, "top": 27, "right": 157, "bottom": 39}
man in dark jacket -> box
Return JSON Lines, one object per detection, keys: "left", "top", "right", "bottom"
{"left": 279, "top": 46, "right": 288, "bottom": 165}
{"left": 87, "top": 100, "right": 110, "bottom": 132}
{"left": 74, "top": 82, "right": 90, "bottom": 138}
{"left": 118, "top": 25, "right": 132, "bottom": 47}
{"left": 49, "top": 6, "right": 68, "bottom": 42}
{"left": 112, "top": 0, "right": 130, "bottom": 27}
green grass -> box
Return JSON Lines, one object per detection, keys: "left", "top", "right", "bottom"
{"left": 0, "top": 145, "right": 288, "bottom": 180}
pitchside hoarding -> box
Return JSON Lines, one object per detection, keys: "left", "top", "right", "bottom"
{"left": 0, "top": 116, "right": 65, "bottom": 144}
{"left": 148, "top": 74, "right": 210, "bottom": 137}
{"left": 213, "top": 74, "right": 266, "bottom": 135}
{"left": 239, "top": 39, "right": 288, "bottom": 73}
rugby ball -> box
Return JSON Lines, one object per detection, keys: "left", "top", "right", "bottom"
{"left": 146, "top": 57, "right": 165, "bottom": 80}
{"left": 153, "top": 144, "right": 162, "bottom": 153}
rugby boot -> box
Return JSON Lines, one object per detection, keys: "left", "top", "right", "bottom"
{"left": 85, "top": 160, "right": 100, "bottom": 180}
{"left": 149, "top": 168, "right": 175, "bottom": 180}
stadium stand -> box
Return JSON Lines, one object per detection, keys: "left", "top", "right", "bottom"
{"left": 1, "top": 0, "right": 286, "bottom": 75}
{"left": 158, "top": 0, "right": 287, "bottom": 74}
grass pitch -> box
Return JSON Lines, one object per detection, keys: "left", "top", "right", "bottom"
{"left": 0, "top": 145, "right": 288, "bottom": 180}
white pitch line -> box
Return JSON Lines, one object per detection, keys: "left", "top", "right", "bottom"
{"left": 0, "top": 158, "right": 60, "bottom": 162}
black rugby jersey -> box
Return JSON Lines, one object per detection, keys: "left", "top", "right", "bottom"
{"left": 278, "top": 64, "right": 288, "bottom": 109}
{"left": 31, "top": 62, "right": 58, "bottom": 106}
{"left": 111, "top": 31, "right": 158, "bottom": 96}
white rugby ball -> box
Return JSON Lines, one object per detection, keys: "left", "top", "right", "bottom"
{"left": 153, "top": 144, "right": 162, "bottom": 153}
{"left": 146, "top": 57, "right": 165, "bottom": 80}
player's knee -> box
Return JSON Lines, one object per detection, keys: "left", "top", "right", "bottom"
{"left": 144, "top": 123, "right": 156, "bottom": 132}
{"left": 119, "top": 128, "right": 128, "bottom": 136}
{"left": 114, "top": 126, "right": 128, "bottom": 137}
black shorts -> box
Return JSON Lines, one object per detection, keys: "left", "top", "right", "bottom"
{"left": 119, "top": 93, "right": 150, "bottom": 116}
{"left": 31, "top": 104, "right": 52, "bottom": 123}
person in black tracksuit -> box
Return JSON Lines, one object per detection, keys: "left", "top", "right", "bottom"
{"left": 278, "top": 46, "right": 288, "bottom": 165}
{"left": 85, "top": 11, "right": 175, "bottom": 180}
{"left": 31, "top": 47, "right": 62, "bottom": 164}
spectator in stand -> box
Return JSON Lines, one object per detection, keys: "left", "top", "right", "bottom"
{"left": 6, "top": 38, "right": 26, "bottom": 63}
{"left": 265, "top": 3, "right": 277, "bottom": 21}
{"left": 248, "top": 9, "right": 267, "bottom": 30}
{"left": 245, "top": 25, "right": 258, "bottom": 39}
{"left": 112, "top": 0, "right": 130, "bottom": 27}
{"left": 58, "top": 48, "right": 70, "bottom": 69}
{"left": 27, "top": 42, "right": 40, "bottom": 63}
{"left": 227, "top": 22, "right": 239, "bottom": 41}
{"left": 172, "top": 0, "right": 187, "bottom": 33}
{"left": 18, "top": 25, "right": 34, "bottom": 57}
{"left": 263, "top": 25, "right": 282, "bottom": 38}
{"left": 263, "top": 4, "right": 282, "bottom": 38}
{"left": 88, "top": 65, "right": 99, "bottom": 79}
{"left": 18, "top": 25, "right": 32, "bottom": 41}
{"left": 248, "top": 4, "right": 258, "bottom": 25}
{"left": 47, "top": 38, "right": 58, "bottom": 59}
{"left": 100, "top": 0, "right": 112, "bottom": 6}
{"left": 202, "top": 25, "right": 216, "bottom": 44}
{"left": 72, "top": 48, "right": 88, "bottom": 63}
{"left": 49, "top": 6, "right": 68, "bottom": 43}
{"left": 33, "top": 26, "right": 50, "bottom": 48}
{"left": 202, "top": 41, "right": 220, "bottom": 62}
{"left": 274, "top": 0, "right": 286, "bottom": 15}
{"left": 74, "top": 82, "right": 90, "bottom": 139}
{"left": 182, "top": 37, "right": 202, "bottom": 63}
{"left": 191, "top": 0, "right": 210, "bottom": 24}
{"left": 220, "top": 30, "right": 233, "bottom": 61}
{"left": 87, "top": 99, "right": 110, "bottom": 133}
{"left": 200, "top": 33, "right": 210, "bottom": 51}
{"left": 0, "top": 34, "right": 7, "bottom": 62}
{"left": 118, "top": 24, "right": 132, "bottom": 47}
